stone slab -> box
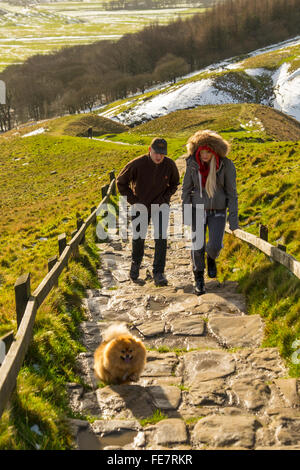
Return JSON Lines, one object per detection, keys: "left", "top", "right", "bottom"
{"left": 275, "top": 378, "right": 300, "bottom": 407}
{"left": 76, "top": 352, "right": 98, "bottom": 389}
{"left": 246, "top": 348, "right": 287, "bottom": 376}
{"left": 136, "top": 320, "right": 165, "bottom": 337}
{"left": 192, "top": 415, "right": 261, "bottom": 449}
{"left": 183, "top": 350, "right": 236, "bottom": 384}
{"left": 272, "top": 414, "right": 300, "bottom": 446}
{"left": 112, "top": 269, "right": 130, "bottom": 282}
{"left": 96, "top": 385, "right": 155, "bottom": 420}
{"left": 141, "top": 352, "right": 179, "bottom": 377}
{"left": 147, "top": 385, "right": 181, "bottom": 410}
{"left": 91, "top": 419, "right": 142, "bottom": 435}
{"left": 163, "top": 295, "right": 201, "bottom": 314}
{"left": 198, "top": 293, "right": 244, "bottom": 314}
{"left": 230, "top": 378, "right": 271, "bottom": 410}
{"left": 170, "top": 316, "right": 205, "bottom": 336}
{"left": 208, "top": 315, "right": 264, "bottom": 348}
{"left": 189, "top": 379, "right": 228, "bottom": 406}
{"left": 152, "top": 419, "right": 188, "bottom": 446}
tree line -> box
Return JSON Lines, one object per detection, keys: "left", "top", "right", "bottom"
{"left": 0, "top": 0, "right": 299, "bottom": 131}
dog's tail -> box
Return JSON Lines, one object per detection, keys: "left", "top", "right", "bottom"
{"left": 102, "top": 322, "right": 130, "bottom": 342}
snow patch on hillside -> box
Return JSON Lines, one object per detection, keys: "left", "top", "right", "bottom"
{"left": 272, "top": 63, "right": 300, "bottom": 121}
{"left": 99, "top": 36, "right": 300, "bottom": 125}
{"left": 115, "top": 79, "right": 240, "bottom": 124}
{"left": 22, "top": 127, "right": 46, "bottom": 137}
{"left": 244, "top": 68, "right": 268, "bottom": 77}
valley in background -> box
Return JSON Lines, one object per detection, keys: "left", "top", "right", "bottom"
{"left": 0, "top": 0, "right": 208, "bottom": 71}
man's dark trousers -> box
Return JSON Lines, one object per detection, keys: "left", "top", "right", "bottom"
{"left": 131, "top": 204, "right": 170, "bottom": 274}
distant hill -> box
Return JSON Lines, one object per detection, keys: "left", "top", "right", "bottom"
{"left": 48, "top": 114, "right": 129, "bottom": 137}
{"left": 3, "top": 113, "right": 128, "bottom": 139}
{"left": 130, "top": 103, "right": 300, "bottom": 142}
{"left": 1, "top": 0, "right": 299, "bottom": 131}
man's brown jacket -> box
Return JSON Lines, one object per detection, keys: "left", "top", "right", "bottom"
{"left": 117, "top": 154, "right": 180, "bottom": 208}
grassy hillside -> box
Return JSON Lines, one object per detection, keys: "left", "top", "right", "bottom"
{"left": 0, "top": 119, "right": 146, "bottom": 448}
{"left": 48, "top": 113, "right": 129, "bottom": 137}
{"left": 128, "top": 103, "right": 300, "bottom": 141}
{"left": 0, "top": 130, "right": 144, "bottom": 335}
{"left": 5, "top": 113, "right": 128, "bottom": 139}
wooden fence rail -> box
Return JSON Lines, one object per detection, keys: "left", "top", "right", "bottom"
{"left": 225, "top": 225, "right": 300, "bottom": 280}
{"left": 0, "top": 176, "right": 116, "bottom": 418}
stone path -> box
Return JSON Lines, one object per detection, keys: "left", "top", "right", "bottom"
{"left": 67, "top": 157, "right": 300, "bottom": 450}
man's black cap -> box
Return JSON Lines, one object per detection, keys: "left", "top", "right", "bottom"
{"left": 151, "top": 137, "right": 168, "bottom": 155}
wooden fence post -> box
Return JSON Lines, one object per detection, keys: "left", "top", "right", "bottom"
{"left": 109, "top": 171, "right": 116, "bottom": 196}
{"left": 278, "top": 244, "right": 286, "bottom": 252}
{"left": 0, "top": 331, "right": 14, "bottom": 366}
{"left": 71, "top": 229, "right": 79, "bottom": 259}
{"left": 91, "top": 206, "right": 97, "bottom": 225}
{"left": 77, "top": 219, "right": 85, "bottom": 244}
{"left": 259, "top": 224, "right": 268, "bottom": 241}
{"left": 101, "top": 184, "right": 109, "bottom": 199}
{"left": 48, "top": 255, "right": 57, "bottom": 272}
{"left": 14, "top": 273, "right": 31, "bottom": 328}
{"left": 48, "top": 255, "right": 58, "bottom": 287}
{"left": 58, "top": 233, "right": 67, "bottom": 256}
{"left": 109, "top": 170, "right": 115, "bottom": 182}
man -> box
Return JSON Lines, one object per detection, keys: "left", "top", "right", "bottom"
{"left": 117, "top": 137, "right": 180, "bottom": 286}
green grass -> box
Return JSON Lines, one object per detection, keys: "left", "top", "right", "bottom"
{"left": 177, "top": 384, "right": 190, "bottom": 391}
{"left": 239, "top": 44, "right": 300, "bottom": 72}
{"left": 184, "top": 416, "right": 204, "bottom": 425}
{"left": 0, "top": 132, "right": 144, "bottom": 335}
{"left": 128, "top": 103, "right": 300, "bottom": 142}
{"left": 218, "top": 239, "right": 300, "bottom": 377}
{"left": 139, "top": 409, "right": 168, "bottom": 427}
{"left": 147, "top": 345, "right": 189, "bottom": 355}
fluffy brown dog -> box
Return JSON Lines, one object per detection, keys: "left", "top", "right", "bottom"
{"left": 94, "top": 323, "right": 146, "bottom": 385}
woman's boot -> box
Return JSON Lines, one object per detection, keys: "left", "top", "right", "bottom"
{"left": 207, "top": 254, "right": 217, "bottom": 278}
{"left": 194, "top": 270, "right": 205, "bottom": 295}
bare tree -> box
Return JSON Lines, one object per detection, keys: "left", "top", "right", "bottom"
{"left": 154, "top": 54, "right": 189, "bottom": 84}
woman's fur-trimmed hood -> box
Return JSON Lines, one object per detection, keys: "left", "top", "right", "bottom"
{"left": 186, "top": 129, "right": 230, "bottom": 158}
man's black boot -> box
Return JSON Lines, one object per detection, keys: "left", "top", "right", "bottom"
{"left": 194, "top": 271, "right": 205, "bottom": 296}
{"left": 153, "top": 272, "right": 168, "bottom": 287}
{"left": 130, "top": 262, "right": 140, "bottom": 280}
{"left": 207, "top": 254, "right": 217, "bottom": 278}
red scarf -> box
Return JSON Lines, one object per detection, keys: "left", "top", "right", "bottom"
{"left": 195, "top": 145, "right": 220, "bottom": 187}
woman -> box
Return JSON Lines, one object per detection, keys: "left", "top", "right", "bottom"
{"left": 181, "top": 129, "right": 239, "bottom": 295}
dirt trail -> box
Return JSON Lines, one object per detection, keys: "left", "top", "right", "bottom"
{"left": 67, "top": 156, "right": 300, "bottom": 450}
